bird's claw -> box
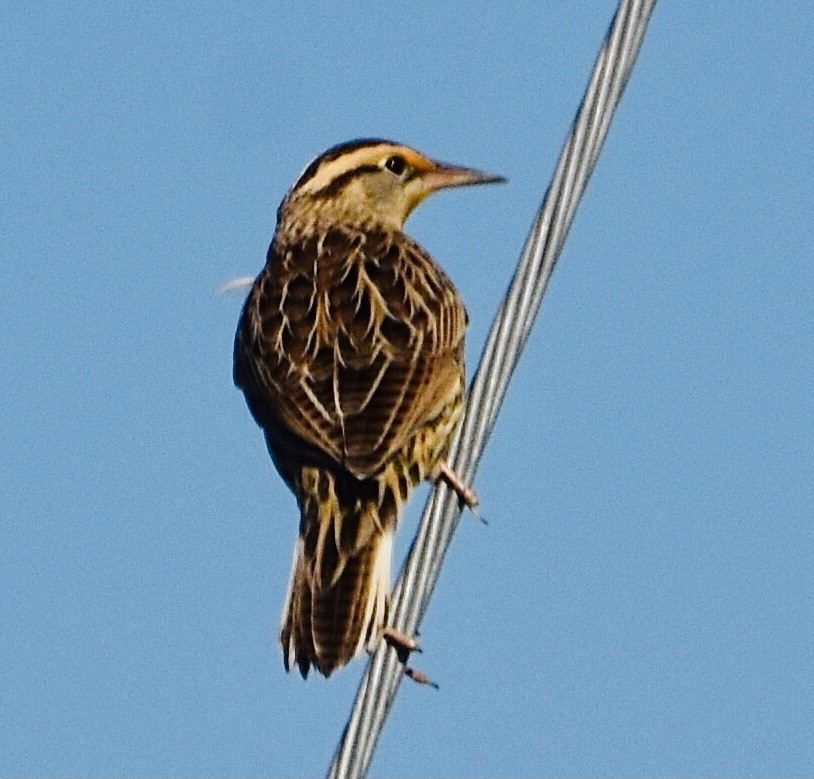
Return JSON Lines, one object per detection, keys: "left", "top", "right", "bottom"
{"left": 382, "top": 626, "right": 422, "bottom": 664}
{"left": 405, "top": 666, "right": 439, "bottom": 690}
{"left": 434, "top": 461, "right": 485, "bottom": 521}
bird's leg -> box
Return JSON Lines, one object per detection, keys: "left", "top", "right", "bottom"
{"left": 382, "top": 626, "right": 421, "bottom": 663}
{"left": 405, "top": 666, "right": 440, "bottom": 690}
{"left": 432, "top": 460, "right": 483, "bottom": 520}
{"left": 381, "top": 628, "right": 439, "bottom": 690}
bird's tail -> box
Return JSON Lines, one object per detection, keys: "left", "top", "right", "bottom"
{"left": 280, "top": 467, "right": 399, "bottom": 678}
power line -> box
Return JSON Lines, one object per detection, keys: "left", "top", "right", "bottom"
{"left": 328, "top": 2, "right": 658, "bottom": 776}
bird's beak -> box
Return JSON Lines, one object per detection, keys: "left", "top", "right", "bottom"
{"left": 420, "top": 162, "right": 506, "bottom": 194}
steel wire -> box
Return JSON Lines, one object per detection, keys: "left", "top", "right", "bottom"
{"left": 328, "top": 2, "right": 658, "bottom": 776}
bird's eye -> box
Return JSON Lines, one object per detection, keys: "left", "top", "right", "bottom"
{"left": 384, "top": 155, "right": 406, "bottom": 176}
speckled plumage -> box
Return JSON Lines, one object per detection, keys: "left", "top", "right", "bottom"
{"left": 233, "top": 140, "right": 499, "bottom": 677}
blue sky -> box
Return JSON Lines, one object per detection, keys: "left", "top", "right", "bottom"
{"left": 2, "top": 2, "right": 813, "bottom": 776}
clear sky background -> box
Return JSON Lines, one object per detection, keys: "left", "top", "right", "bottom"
{"left": 2, "top": 2, "right": 813, "bottom": 776}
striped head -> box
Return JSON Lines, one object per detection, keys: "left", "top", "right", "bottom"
{"left": 278, "top": 138, "right": 504, "bottom": 231}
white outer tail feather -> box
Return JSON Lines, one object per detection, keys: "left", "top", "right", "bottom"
{"left": 280, "top": 527, "right": 394, "bottom": 672}
{"left": 352, "top": 528, "right": 393, "bottom": 658}
{"left": 280, "top": 536, "right": 302, "bottom": 665}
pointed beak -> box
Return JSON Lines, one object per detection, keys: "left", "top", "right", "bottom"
{"left": 420, "top": 162, "right": 506, "bottom": 194}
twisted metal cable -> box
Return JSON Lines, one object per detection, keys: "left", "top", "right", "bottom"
{"left": 328, "top": 2, "right": 658, "bottom": 776}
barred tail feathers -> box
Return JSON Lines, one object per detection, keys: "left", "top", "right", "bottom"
{"left": 280, "top": 469, "right": 397, "bottom": 678}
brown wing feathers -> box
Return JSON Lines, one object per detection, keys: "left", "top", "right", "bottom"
{"left": 237, "top": 227, "right": 464, "bottom": 479}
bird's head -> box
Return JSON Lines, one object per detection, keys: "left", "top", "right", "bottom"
{"left": 279, "top": 139, "right": 504, "bottom": 231}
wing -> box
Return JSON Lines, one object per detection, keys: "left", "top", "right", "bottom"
{"left": 234, "top": 226, "right": 467, "bottom": 479}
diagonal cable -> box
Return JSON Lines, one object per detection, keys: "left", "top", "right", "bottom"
{"left": 328, "top": 2, "right": 658, "bottom": 776}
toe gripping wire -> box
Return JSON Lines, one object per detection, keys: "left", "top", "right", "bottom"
{"left": 328, "top": 2, "right": 658, "bottom": 777}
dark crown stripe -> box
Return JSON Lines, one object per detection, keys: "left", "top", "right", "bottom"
{"left": 292, "top": 138, "right": 393, "bottom": 191}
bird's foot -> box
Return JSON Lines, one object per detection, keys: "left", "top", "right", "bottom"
{"left": 382, "top": 626, "right": 422, "bottom": 664}
{"left": 381, "top": 627, "right": 438, "bottom": 690}
{"left": 433, "top": 461, "right": 485, "bottom": 522}
{"left": 405, "top": 666, "right": 439, "bottom": 690}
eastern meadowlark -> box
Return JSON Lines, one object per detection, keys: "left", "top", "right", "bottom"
{"left": 234, "top": 139, "right": 503, "bottom": 678}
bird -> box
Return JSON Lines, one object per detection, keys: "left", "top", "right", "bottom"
{"left": 233, "top": 138, "right": 503, "bottom": 678}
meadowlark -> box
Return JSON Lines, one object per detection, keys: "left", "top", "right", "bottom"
{"left": 233, "top": 139, "right": 503, "bottom": 678}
